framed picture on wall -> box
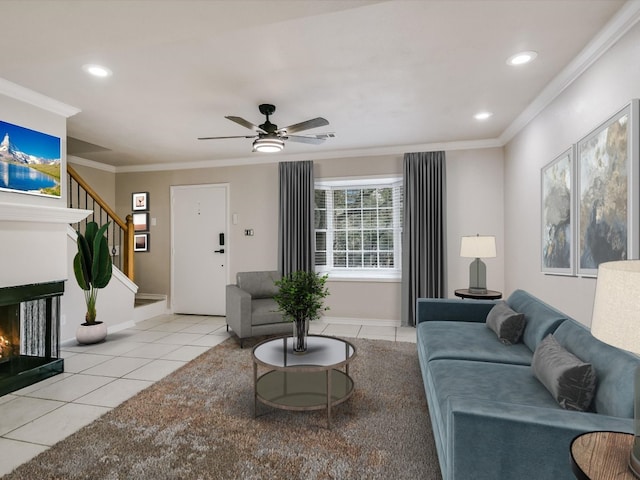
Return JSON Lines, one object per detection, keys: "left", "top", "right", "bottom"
{"left": 541, "top": 147, "right": 574, "bottom": 275}
{"left": 577, "top": 100, "right": 639, "bottom": 276}
{"left": 132, "top": 192, "right": 149, "bottom": 211}
{"left": 134, "top": 233, "right": 149, "bottom": 252}
{"left": 133, "top": 212, "right": 149, "bottom": 232}
{"left": 0, "top": 120, "right": 61, "bottom": 198}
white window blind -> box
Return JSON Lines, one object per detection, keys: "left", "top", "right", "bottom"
{"left": 314, "top": 177, "right": 402, "bottom": 279}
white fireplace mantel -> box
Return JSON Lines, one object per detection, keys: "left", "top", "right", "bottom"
{"left": 0, "top": 202, "right": 91, "bottom": 224}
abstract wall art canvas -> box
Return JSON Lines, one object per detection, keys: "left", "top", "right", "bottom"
{"left": 541, "top": 148, "right": 574, "bottom": 275}
{"left": 0, "top": 120, "right": 61, "bottom": 198}
{"left": 577, "top": 101, "right": 639, "bottom": 276}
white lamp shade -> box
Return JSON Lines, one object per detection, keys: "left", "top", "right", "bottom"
{"left": 591, "top": 260, "right": 640, "bottom": 355}
{"left": 460, "top": 235, "right": 496, "bottom": 259}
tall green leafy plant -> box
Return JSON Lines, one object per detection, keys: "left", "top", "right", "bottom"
{"left": 274, "top": 270, "right": 330, "bottom": 323}
{"left": 73, "top": 222, "right": 113, "bottom": 324}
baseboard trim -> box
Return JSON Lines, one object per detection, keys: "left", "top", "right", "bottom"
{"left": 319, "top": 316, "right": 400, "bottom": 327}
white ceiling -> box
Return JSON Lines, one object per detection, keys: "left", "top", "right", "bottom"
{"left": 0, "top": 0, "right": 634, "bottom": 169}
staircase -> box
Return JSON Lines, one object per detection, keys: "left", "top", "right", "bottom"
{"left": 67, "top": 165, "right": 135, "bottom": 280}
{"left": 64, "top": 165, "right": 167, "bottom": 339}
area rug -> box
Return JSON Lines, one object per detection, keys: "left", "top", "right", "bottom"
{"left": 3, "top": 337, "right": 441, "bottom": 480}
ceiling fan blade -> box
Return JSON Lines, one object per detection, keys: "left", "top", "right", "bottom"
{"left": 285, "top": 135, "right": 326, "bottom": 145}
{"left": 197, "top": 135, "right": 256, "bottom": 140}
{"left": 279, "top": 117, "right": 329, "bottom": 134}
{"left": 314, "top": 132, "right": 336, "bottom": 139}
{"left": 225, "top": 116, "right": 266, "bottom": 133}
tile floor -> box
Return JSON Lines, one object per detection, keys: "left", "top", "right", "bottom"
{"left": 0, "top": 314, "right": 416, "bottom": 477}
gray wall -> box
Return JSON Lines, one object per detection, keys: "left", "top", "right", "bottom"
{"left": 504, "top": 21, "right": 640, "bottom": 326}
{"left": 114, "top": 148, "right": 505, "bottom": 322}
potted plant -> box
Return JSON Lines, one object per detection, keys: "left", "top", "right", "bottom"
{"left": 73, "top": 221, "right": 113, "bottom": 344}
{"left": 274, "top": 270, "right": 329, "bottom": 353}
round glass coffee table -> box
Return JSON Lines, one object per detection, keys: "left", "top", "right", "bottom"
{"left": 252, "top": 335, "right": 356, "bottom": 428}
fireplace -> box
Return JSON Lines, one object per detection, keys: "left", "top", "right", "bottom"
{"left": 0, "top": 281, "right": 64, "bottom": 396}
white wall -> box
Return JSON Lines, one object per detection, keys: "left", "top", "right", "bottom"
{"left": 447, "top": 148, "right": 505, "bottom": 297}
{"left": 0, "top": 93, "right": 68, "bottom": 208}
{"left": 60, "top": 227, "right": 137, "bottom": 344}
{"left": 0, "top": 221, "right": 68, "bottom": 288}
{"left": 0, "top": 89, "right": 73, "bottom": 289}
{"left": 504, "top": 21, "right": 640, "bottom": 326}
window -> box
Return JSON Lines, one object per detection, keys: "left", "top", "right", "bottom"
{"left": 314, "top": 177, "right": 403, "bottom": 279}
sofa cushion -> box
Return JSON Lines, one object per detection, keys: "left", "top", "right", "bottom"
{"left": 554, "top": 319, "right": 640, "bottom": 418}
{"left": 251, "top": 298, "right": 284, "bottom": 326}
{"left": 506, "top": 290, "right": 567, "bottom": 352}
{"left": 486, "top": 301, "right": 526, "bottom": 345}
{"left": 532, "top": 334, "right": 596, "bottom": 411}
{"left": 429, "top": 359, "right": 561, "bottom": 422}
{"left": 417, "top": 321, "right": 534, "bottom": 366}
{"left": 237, "top": 271, "right": 280, "bottom": 299}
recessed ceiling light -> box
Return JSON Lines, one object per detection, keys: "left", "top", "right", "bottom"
{"left": 506, "top": 51, "right": 538, "bottom": 66}
{"left": 82, "top": 64, "right": 112, "bottom": 78}
{"left": 474, "top": 112, "right": 493, "bottom": 121}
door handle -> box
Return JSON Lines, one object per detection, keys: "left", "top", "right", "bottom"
{"left": 214, "top": 249, "right": 225, "bottom": 254}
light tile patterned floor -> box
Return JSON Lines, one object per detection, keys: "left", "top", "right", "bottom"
{"left": 0, "top": 314, "right": 415, "bottom": 476}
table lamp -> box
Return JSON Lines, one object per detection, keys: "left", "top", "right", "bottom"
{"left": 460, "top": 234, "right": 496, "bottom": 294}
{"left": 590, "top": 260, "right": 640, "bottom": 477}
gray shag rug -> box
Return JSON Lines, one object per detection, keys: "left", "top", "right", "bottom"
{"left": 3, "top": 336, "right": 441, "bottom": 480}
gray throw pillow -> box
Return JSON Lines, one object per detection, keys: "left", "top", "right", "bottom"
{"left": 532, "top": 334, "right": 597, "bottom": 412}
{"left": 486, "top": 301, "right": 526, "bottom": 345}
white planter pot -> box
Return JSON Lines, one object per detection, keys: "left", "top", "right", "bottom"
{"left": 76, "top": 321, "right": 107, "bottom": 345}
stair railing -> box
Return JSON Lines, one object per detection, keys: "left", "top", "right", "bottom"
{"left": 67, "top": 165, "right": 135, "bottom": 281}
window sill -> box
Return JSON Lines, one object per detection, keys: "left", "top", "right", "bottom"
{"left": 318, "top": 271, "right": 401, "bottom": 283}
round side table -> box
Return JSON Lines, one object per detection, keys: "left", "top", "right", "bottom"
{"left": 571, "top": 431, "right": 636, "bottom": 480}
{"left": 454, "top": 289, "right": 502, "bottom": 300}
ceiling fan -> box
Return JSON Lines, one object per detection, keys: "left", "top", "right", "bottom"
{"left": 198, "top": 104, "right": 333, "bottom": 153}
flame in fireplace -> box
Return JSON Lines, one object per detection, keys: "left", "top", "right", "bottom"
{"left": 0, "top": 335, "right": 10, "bottom": 358}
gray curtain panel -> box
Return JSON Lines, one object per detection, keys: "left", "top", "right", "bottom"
{"left": 401, "top": 151, "right": 447, "bottom": 327}
{"left": 278, "top": 160, "right": 315, "bottom": 276}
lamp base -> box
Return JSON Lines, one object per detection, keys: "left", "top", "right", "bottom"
{"left": 468, "top": 258, "right": 488, "bottom": 294}
{"left": 468, "top": 287, "right": 488, "bottom": 295}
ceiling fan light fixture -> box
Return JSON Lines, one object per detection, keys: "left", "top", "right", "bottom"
{"left": 253, "top": 137, "right": 284, "bottom": 153}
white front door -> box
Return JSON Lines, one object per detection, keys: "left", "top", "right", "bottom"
{"left": 171, "top": 184, "right": 228, "bottom": 315}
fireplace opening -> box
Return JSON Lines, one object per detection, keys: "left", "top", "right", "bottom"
{"left": 0, "top": 305, "right": 20, "bottom": 365}
{"left": 0, "top": 281, "right": 64, "bottom": 397}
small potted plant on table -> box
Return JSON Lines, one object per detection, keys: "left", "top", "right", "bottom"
{"left": 274, "top": 270, "right": 329, "bottom": 353}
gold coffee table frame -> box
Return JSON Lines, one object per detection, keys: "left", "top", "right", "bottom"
{"left": 252, "top": 335, "right": 356, "bottom": 428}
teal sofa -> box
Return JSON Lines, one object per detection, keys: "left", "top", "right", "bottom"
{"left": 417, "top": 290, "right": 639, "bottom": 480}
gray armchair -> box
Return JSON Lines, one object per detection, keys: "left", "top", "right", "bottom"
{"left": 225, "top": 271, "right": 291, "bottom": 347}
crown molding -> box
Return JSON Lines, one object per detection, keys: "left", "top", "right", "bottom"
{"left": 499, "top": 0, "right": 640, "bottom": 144}
{"left": 113, "top": 137, "right": 503, "bottom": 173}
{"left": 68, "top": 155, "right": 118, "bottom": 173}
{"left": 0, "top": 78, "right": 81, "bottom": 118}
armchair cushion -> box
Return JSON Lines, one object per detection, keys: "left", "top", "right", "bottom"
{"left": 237, "top": 271, "right": 280, "bottom": 299}
{"left": 251, "top": 298, "right": 283, "bottom": 326}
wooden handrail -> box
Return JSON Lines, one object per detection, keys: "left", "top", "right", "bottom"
{"left": 67, "top": 165, "right": 135, "bottom": 281}
{"left": 67, "top": 165, "right": 126, "bottom": 230}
